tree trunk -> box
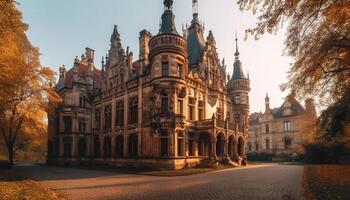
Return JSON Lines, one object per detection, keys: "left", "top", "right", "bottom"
{"left": 7, "top": 144, "right": 14, "bottom": 166}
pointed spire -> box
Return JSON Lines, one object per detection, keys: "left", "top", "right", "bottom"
{"left": 111, "top": 25, "right": 120, "bottom": 42}
{"left": 234, "top": 32, "right": 240, "bottom": 59}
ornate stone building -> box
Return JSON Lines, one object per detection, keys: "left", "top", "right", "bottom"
{"left": 48, "top": 0, "right": 250, "bottom": 169}
{"left": 247, "top": 95, "right": 316, "bottom": 156}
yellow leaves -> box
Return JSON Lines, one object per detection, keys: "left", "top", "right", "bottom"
{"left": 0, "top": 0, "right": 61, "bottom": 160}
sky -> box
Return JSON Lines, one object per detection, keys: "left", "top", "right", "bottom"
{"left": 18, "top": 0, "right": 295, "bottom": 113}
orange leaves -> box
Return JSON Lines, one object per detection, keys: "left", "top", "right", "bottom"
{"left": 0, "top": 0, "right": 61, "bottom": 162}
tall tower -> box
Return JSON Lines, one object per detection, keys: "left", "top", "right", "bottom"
{"left": 148, "top": 0, "right": 188, "bottom": 157}
{"left": 227, "top": 36, "right": 250, "bottom": 134}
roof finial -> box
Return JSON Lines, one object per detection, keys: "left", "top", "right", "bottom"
{"left": 164, "top": 0, "right": 173, "bottom": 11}
{"left": 192, "top": 0, "right": 199, "bottom": 15}
{"left": 235, "top": 32, "right": 240, "bottom": 59}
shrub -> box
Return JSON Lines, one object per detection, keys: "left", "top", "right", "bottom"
{"left": 247, "top": 153, "right": 273, "bottom": 161}
{"left": 303, "top": 143, "right": 345, "bottom": 164}
{"left": 0, "top": 160, "right": 12, "bottom": 169}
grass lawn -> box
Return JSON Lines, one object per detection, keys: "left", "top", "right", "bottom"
{"left": 303, "top": 165, "right": 350, "bottom": 200}
{"left": 0, "top": 169, "right": 66, "bottom": 200}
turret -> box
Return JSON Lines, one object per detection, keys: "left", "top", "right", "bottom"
{"left": 227, "top": 35, "right": 250, "bottom": 133}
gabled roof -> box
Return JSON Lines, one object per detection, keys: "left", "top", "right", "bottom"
{"left": 273, "top": 98, "right": 305, "bottom": 118}
{"left": 56, "top": 62, "right": 102, "bottom": 91}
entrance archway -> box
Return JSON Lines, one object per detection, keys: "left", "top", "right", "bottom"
{"left": 237, "top": 137, "right": 245, "bottom": 156}
{"left": 228, "top": 135, "right": 237, "bottom": 158}
{"left": 216, "top": 132, "right": 225, "bottom": 156}
{"left": 198, "top": 132, "right": 211, "bottom": 156}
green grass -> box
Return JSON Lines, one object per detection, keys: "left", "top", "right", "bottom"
{"left": 0, "top": 169, "right": 66, "bottom": 200}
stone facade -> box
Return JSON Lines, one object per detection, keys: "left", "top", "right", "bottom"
{"left": 247, "top": 95, "right": 317, "bottom": 156}
{"left": 47, "top": 0, "right": 250, "bottom": 169}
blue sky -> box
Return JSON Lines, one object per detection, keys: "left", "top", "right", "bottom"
{"left": 18, "top": 0, "right": 294, "bottom": 113}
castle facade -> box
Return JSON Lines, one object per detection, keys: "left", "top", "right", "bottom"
{"left": 47, "top": 0, "right": 250, "bottom": 169}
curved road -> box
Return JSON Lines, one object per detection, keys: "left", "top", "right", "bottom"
{"left": 16, "top": 164, "right": 305, "bottom": 200}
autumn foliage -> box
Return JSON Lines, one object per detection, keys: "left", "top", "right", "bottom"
{"left": 237, "top": 0, "right": 350, "bottom": 103}
{"left": 0, "top": 0, "right": 60, "bottom": 165}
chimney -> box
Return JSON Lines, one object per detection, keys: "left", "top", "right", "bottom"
{"left": 59, "top": 65, "right": 66, "bottom": 79}
{"left": 305, "top": 98, "right": 316, "bottom": 114}
{"left": 85, "top": 47, "right": 95, "bottom": 63}
{"left": 139, "top": 30, "right": 152, "bottom": 61}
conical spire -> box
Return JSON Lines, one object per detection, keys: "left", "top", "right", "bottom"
{"left": 234, "top": 33, "right": 240, "bottom": 59}
{"left": 232, "top": 34, "right": 246, "bottom": 80}
{"left": 111, "top": 25, "right": 120, "bottom": 43}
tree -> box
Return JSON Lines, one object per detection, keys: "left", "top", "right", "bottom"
{"left": 237, "top": 0, "right": 350, "bottom": 103}
{"left": 318, "top": 90, "right": 350, "bottom": 142}
{"left": 0, "top": 0, "right": 60, "bottom": 165}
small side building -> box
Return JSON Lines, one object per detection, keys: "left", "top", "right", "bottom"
{"left": 247, "top": 95, "right": 316, "bottom": 157}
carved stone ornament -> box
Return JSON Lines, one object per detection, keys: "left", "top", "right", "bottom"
{"left": 177, "top": 87, "right": 187, "bottom": 98}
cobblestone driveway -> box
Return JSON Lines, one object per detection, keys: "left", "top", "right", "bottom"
{"left": 16, "top": 164, "right": 305, "bottom": 200}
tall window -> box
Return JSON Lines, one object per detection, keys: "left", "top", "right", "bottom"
{"left": 161, "top": 96, "right": 168, "bottom": 114}
{"left": 198, "top": 100, "right": 204, "bottom": 120}
{"left": 177, "top": 64, "right": 182, "bottom": 77}
{"left": 95, "top": 109, "right": 100, "bottom": 129}
{"left": 115, "top": 102, "right": 124, "bottom": 127}
{"left": 284, "top": 138, "right": 292, "bottom": 149}
{"left": 177, "top": 132, "right": 184, "bottom": 156}
{"left": 283, "top": 121, "right": 291, "bottom": 132}
{"left": 188, "top": 98, "right": 195, "bottom": 120}
{"left": 177, "top": 99, "right": 183, "bottom": 115}
{"left": 234, "top": 95, "right": 240, "bottom": 104}
{"left": 161, "top": 62, "right": 169, "bottom": 76}
{"left": 104, "top": 105, "right": 112, "bottom": 130}
{"left": 160, "top": 130, "right": 168, "bottom": 157}
{"left": 265, "top": 124, "right": 270, "bottom": 133}
{"left": 255, "top": 143, "right": 259, "bottom": 151}
{"left": 265, "top": 139, "right": 270, "bottom": 149}
{"left": 129, "top": 98, "right": 138, "bottom": 124}
{"left": 64, "top": 116, "right": 72, "bottom": 133}
{"left": 78, "top": 121, "right": 86, "bottom": 134}
{"left": 188, "top": 132, "right": 194, "bottom": 156}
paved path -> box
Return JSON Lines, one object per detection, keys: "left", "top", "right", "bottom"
{"left": 15, "top": 164, "right": 305, "bottom": 200}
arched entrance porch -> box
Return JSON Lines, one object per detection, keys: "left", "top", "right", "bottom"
{"left": 198, "top": 132, "right": 211, "bottom": 156}
{"left": 216, "top": 132, "right": 225, "bottom": 156}
{"left": 237, "top": 136, "right": 245, "bottom": 157}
